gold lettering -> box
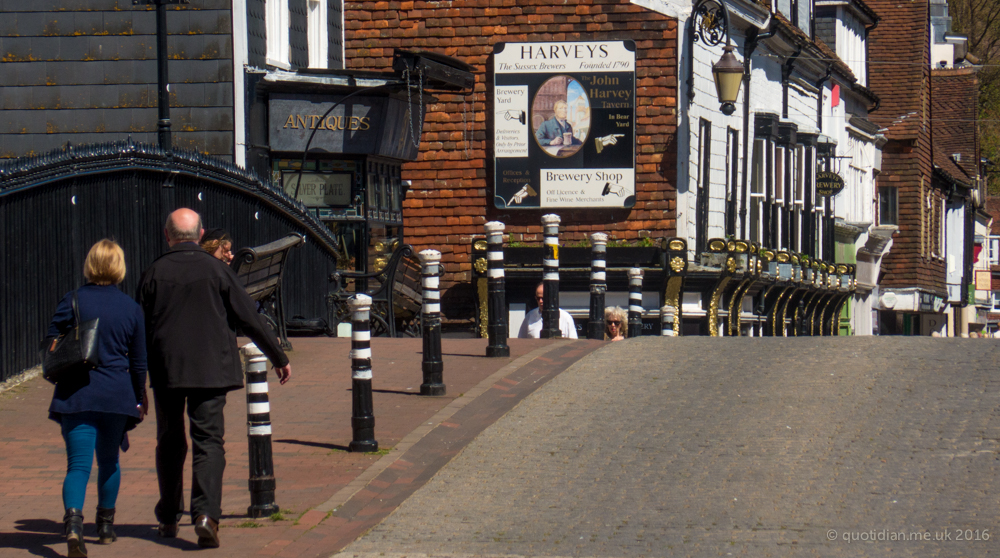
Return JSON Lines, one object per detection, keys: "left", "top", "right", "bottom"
{"left": 309, "top": 115, "right": 322, "bottom": 129}
{"left": 296, "top": 115, "right": 307, "bottom": 129}
{"left": 324, "top": 116, "right": 336, "bottom": 130}
{"left": 350, "top": 116, "right": 361, "bottom": 131}
{"left": 358, "top": 117, "right": 370, "bottom": 131}
{"left": 283, "top": 115, "right": 297, "bottom": 129}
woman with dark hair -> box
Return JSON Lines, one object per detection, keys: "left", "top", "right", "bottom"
{"left": 46, "top": 239, "right": 147, "bottom": 557}
{"left": 199, "top": 228, "right": 233, "bottom": 264}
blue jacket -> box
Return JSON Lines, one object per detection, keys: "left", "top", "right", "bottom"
{"left": 47, "top": 284, "right": 147, "bottom": 420}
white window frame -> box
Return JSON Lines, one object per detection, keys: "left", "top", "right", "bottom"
{"left": 750, "top": 139, "right": 766, "bottom": 242}
{"left": 266, "top": 0, "right": 291, "bottom": 69}
{"left": 307, "top": 0, "right": 328, "bottom": 69}
{"left": 989, "top": 236, "right": 1000, "bottom": 266}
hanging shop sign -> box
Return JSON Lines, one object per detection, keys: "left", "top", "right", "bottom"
{"left": 269, "top": 94, "right": 419, "bottom": 160}
{"left": 492, "top": 41, "right": 636, "bottom": 209}
{"left": 816, "top": 171, "right": 845, "bottom": 197}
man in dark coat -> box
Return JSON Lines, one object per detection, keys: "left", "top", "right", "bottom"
{"left": 137, "top": 208, "right": 291, "bottom": 548}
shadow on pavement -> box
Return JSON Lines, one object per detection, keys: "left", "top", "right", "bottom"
{"left": 8, "top": 519, "right": 202, "bottom": 555}
{"left": 274, "top": 439, "right": 350, "bottom": 452}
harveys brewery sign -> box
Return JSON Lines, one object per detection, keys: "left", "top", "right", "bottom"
{"left": 816, "top": 171, "right": 845, "bottom": 197}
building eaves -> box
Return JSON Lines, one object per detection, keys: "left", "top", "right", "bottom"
{"left": 769, "top": 12, "right": 857, "bottom": 83}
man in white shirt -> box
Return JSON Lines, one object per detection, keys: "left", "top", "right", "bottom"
{"left": 518, "top": 282, "right": 579, "bottom": 339}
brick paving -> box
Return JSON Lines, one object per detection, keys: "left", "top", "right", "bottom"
{"left": 0, "top": 337, "right": 604, "bottom": 557}
{"left": 337, "top": 337, "right": 1000, "bottom": 558}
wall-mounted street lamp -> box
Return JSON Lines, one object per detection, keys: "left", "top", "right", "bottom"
{"left": 686, "top": 0, "right": 744, "bottom": 116}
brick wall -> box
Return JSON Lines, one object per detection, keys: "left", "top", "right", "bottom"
{"left": 345, "top": 0, "right": 678, "bottom": 321}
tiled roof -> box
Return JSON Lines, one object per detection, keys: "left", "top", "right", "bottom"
{"left": 770, "top": 12, "right": 857, "bottom": 85}
{"left": 931, "top": 67, "right": 980, "bottom": 181}
{"left": 987, "top": 197, "right": 1000, "bottom": 235}
{"left": 865, "top": 0, "right": 929, "bottom": 140}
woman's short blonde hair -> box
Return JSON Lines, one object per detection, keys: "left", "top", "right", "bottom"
{"left": 604, "top": 306, "right": 628, "bottom": 338}
{"left": 84, "top": 239, "right": 126, "bottom": 286}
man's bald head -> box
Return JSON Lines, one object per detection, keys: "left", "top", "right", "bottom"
{"left": 165, "top": 208, "right": 204, "bottom": 246}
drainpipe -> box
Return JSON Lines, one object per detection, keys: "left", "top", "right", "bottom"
{"left": 814, "top": 66, "right": 832, "bottom": 130}
{"left": 864, "top": 17, "right": 880, "bottom": 89}
{"left": 739, "top": 21, "right": 777, "bottom": 239}
{"left": 782, "top": 46, "right": 803, "bottom": 119}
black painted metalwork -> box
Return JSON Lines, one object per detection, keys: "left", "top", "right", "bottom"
{"left": 232, "top": 233, "right": 306, "bottom": 351}
{"left": 0, "top": 140, "right": 341, "bottom": 382}
{"left": 418, "top": 250, "right": 445, "bottom": 395}
{"left": 348, "top": 295, "right": 378, "bottom": 452}
{"left": 541, "top": 214, "right": 561, "bottom": 339}
{"left": 242, "top": 344, "right": 279, "bottom": 518}
{"left": 627, "top": 268, "right": 644, "bottom": 338}
{"left": 587, "top": 233, "right": 608, "bottom": 340}
{"left": 484, "top": 222, "right": 510, "bottom": 357}
{"left": 686, "top": 0, "right": 733, "bottom": 102}
{"left": 327, "top": 244, "right": 419, "bottom": 338}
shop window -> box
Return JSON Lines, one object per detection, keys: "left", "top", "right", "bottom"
{"left": 878, "top": 185, "right": 897, "bottom": 226}
{"left": 750, "top": 139, "right": 765, "bottom": 242}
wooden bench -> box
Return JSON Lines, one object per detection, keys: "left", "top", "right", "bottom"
{"left": 231, "top": 233, "right": 306, "bottom": 350}
{"left": 326, "top": 244, "right": 423, "bottom": 337}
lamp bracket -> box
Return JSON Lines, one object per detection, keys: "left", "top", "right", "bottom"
{"left": 692, "top": 0, "right": 730, "bottom": 47}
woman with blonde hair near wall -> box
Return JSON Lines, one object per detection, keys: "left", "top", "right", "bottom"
{"left": 45, "top": 239, "right": 147, "bottom": 557}
{"left": 604, "top": 306, "right": 627, "bottom": 341}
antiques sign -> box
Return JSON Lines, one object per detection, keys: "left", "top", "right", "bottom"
{"left": 492, "top": 41, "right": 636, "bottom": 209}
{"left": 816, "top": 171, "right": 845, "bottom": 197}
{"left": 269, "top": 94, "right": 419, "bottom": 160}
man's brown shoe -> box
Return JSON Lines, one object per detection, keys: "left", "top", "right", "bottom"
{"left": 194, "top": 515, "right": 220, "bottom": 548}
{"left": 157, "top": 523, "right": 179, "bottom": 538}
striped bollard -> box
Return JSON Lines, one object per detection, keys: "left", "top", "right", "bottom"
{"left": 241, "top": 343, "right": 279, "bottom": 518}
{"left": 418, "top": 250, "right": 446, "bottom": 395}
{"left": 660, "top": 305, "right": 675, "bottom": 336}
{"left": 628, "top": 268, "right": 644, "bottom": 338}
{"left": 484, "top": 222, "right": 510, "bottom": 357}
{"left": 541, "top": 214, "right": 562, "bottom": 339}
{"left": 348, "top": 294, "right": 378, "bottom": 452}
{"left": 587, "top": 233, "right": 608, "bottom": 340}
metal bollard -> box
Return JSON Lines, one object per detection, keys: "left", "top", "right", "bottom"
{"left": 660, "top": 305, "right": 675, "bottom": 336}
{"left": 484, "top": 222, "right": 510, "bottom": 357}
{"left": 587, "top": 233, "right": 608, "bottom": 340}
{"left": 628, "top": 268, "right": 644, "bottom": 338}
{"left": 418, "top": 250, "right": 446, "bottom": 395}
{"left": 348, "top": 294, "right": 378, "bottom": 452}
{"left": 241, "top": 343, "right": 279, "bottom": 518}
{"left": 541, "top": 214, "right": 562, "bottom": 339}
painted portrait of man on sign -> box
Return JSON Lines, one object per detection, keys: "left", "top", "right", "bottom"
{"left": 532, "top": 76, "right": 590, "bottom": 158}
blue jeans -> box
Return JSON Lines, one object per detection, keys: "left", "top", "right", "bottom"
{"left": 61, "top": 411, "right": 128, "bottom": 510}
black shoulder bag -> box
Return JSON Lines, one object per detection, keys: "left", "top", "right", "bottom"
{"left": 42, "top": 290, "right": 101, "bottom": 385}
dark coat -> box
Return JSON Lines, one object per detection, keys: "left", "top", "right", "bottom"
{"left": 47, "top": 284, "right": 147, "bottom": 419}
{"left": 137, "top": 242, "right": 288, "bottom": 390}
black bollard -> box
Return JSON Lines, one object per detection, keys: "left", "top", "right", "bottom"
{"left": 348, "top": 294, "right": 377, "bottom": 452}
{"left": 418, "top": 249, "right": 446, "bottom": 395}
{"left": 241, "top": 343, "right": 279, "bottom": 518}
{"left": 484, "top": 222, "right": 510, "bottom": 357}
{"left": 627, "top": 267, "right": 644, "bottom": 338}
{"left": 587, "top": 232, "right": 608, "bottom": 340}
{"left": 541, "top": 214, "right": 562, "bottom": 339}
{"left": 660, "top": 305, "right": 674, "bottom": 336}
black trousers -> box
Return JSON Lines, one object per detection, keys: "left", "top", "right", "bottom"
{"left": 153, "top": 388, "right": 228, "bottom": 524}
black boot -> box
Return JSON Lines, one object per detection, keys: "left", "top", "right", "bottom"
{"left": 63, "top": 508, "right": 87, "bottom": 558}
{"left": 96, "top": 507, "right": 116, "bottom": 544}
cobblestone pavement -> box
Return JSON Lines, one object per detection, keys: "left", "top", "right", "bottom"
{"left": 338, "top": 337, "right": 1000, "bottom": 558}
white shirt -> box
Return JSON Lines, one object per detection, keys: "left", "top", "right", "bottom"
{"left": 518, "top": 307, "right": 579, "bottom": 339}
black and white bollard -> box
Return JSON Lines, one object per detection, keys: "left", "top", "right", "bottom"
{"left": 418, "top": 249, "right": 446, "bottom": 395}
{"left": 660, "top": 305, "right": 675, "bottom": 336}
{"left": 484, "top": 222, "right": 510, "bottom": 357}
{"left": 348, "top": 294, "right": 378, "bottom": 452}
{"left": 242, "top": 343, "right": 279, "bottom": 518}
{"left": 628, "top": 267, "right": 644, "bottom": 338}
{"left": 541, "top": 214, "right": 562, "bottom": 339}
{"left": 587, "top": 232, "right": 608, "bottom": 340}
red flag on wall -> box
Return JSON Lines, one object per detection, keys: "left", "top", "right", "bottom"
{"left": 831, "top": 84, "right": 840, "bottom": 107}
